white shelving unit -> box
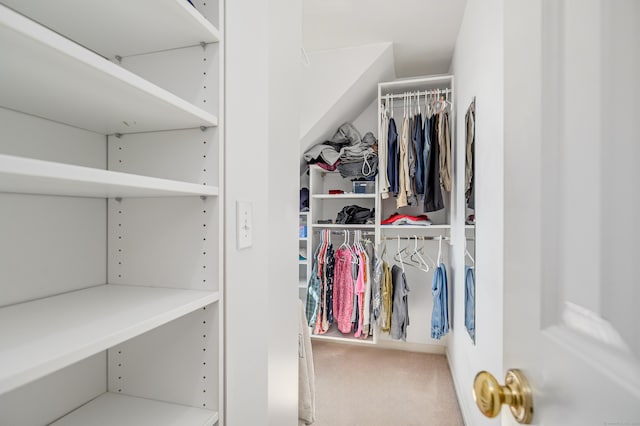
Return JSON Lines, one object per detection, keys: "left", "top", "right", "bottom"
{"left": 311, "top": 193, "right": 376, "bottom": 199}
{"left": 0, "top": 154, "right": 218, "bottom": 198}
{"left": 1, "top": 0, "right": 220, "bottom": 58}
{"left": 0, "top": 285, "right": 219, "bottom": 395}
{"left": 0, "top": 4, "right": 217, "bottom": 134}
{"left": 0, "top": 1, "right": 224, "bottom": 424}
{"left": 51, "top": 393, "right": 219, "bottom": 426}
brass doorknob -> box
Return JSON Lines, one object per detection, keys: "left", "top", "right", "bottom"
{"left": 473, "top": 369, "right": 533, "bottom": 424}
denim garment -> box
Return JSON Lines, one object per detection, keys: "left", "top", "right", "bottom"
{"left": 465, "top": 266, "right": 475, "bottom": 340}
{"left": 305, "top": 245, "right": 322, "bottom": 326}
{"left": 431, "top": 263, "right": 450, "bottom": 339}
{"left": 413, "top": 114, "right": 425, "bottom": 196}
{"left": 387, "top": 118, "right": 399, "bottom": 196}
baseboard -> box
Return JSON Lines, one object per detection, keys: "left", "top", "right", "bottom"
{"left": 445, "top": 348, "right": 473, "bottom": 426}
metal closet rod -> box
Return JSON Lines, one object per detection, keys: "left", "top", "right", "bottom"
{"left": 381, "top": 236, "right": 450, "bottom": 241}
{"left": 382, "top": 88, "right": 452, "bottom": 100}
{"left": 314, "top": 230, "right": 375, "bottom": 236}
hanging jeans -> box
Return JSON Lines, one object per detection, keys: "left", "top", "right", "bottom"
{"left": 431, "top": 263, "right": 449, "bottom": 339}
{"left": 465, "top": 266, "right": 475, "bottom": 340}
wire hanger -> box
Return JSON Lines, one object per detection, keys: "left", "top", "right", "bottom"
{"left": 465, "top": 247, "right": 475, "bottom": 265}
{"left": 396, "top": 235, "right": 404, "bottom": 272}
{"left": 409, "top": 235, "right": 430, "bottom": 273}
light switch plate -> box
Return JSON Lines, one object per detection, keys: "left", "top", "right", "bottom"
{"left": 236, "top": 201, "right": 252, "bottom": 249}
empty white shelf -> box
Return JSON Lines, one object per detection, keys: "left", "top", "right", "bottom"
{"left": 51, "top": 393, "right": 218, "bottom": 426}
{"left": 0, "top": 154, "right": 218, "bottom": 198}
{"left": 0, "top": 284, "right": 220, "bottom": 395}
{"left": 0, "top": 4, "right": 217, "bottom": 134}
{"left": 312, "top": 194, "right": 376, "bottom": 199}
{"left": 1, "top": 0, "right": 220, "bottom": 58}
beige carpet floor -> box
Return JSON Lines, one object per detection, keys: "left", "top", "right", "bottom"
{"left": 310, "top": 341, "right": 464, "bottom": 426}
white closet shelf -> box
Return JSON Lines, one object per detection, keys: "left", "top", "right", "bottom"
{"left": 312, "top": 194, "right": 376, "bottom": 199}
{"left": 311, "top": 327, "right": 375, "bottom": 345}
{"left": 1, "top": 0, "right": 220, "bottom": 59}
{"left": 0, "top": 154, "right": 218, "bottom": 198}
{"left": 51, "top": 393, "right": 218, "bottom": 426}
{"left": 0, "top": 4, "right": 217, "bottom": 134}
{"left": 311, "top": 224, "right": 376, "bottom": 229}
{"left": 380, "top": 224, "right": 451, "bottom": 230}
{"left": 0, "top": 284, "right": 220, "bottom": 395}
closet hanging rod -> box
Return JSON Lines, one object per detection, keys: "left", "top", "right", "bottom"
{"left": 381, "top": 236, "right": 450, "bottom": 241}
{"left": 313, "top": 230, "right": 376, "bottom": 236}
{"left": 381, "top": 89, "right": 451, "bottom": 100}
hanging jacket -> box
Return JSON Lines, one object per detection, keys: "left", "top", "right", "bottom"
{"left": 379, "top": 111, "right": 391, "bottom": 199}
{"left": 424, "top": 114, "right": 445, "bottom": 212}
{"left": 387, "top": 118, "right": 399, "bottom": 196}
{"left": 413, "top": 114, "right": 425, "bottom": 196}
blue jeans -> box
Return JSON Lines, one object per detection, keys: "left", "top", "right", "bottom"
{"left": 465, "top": 266, "right": 475, "bottom": 340}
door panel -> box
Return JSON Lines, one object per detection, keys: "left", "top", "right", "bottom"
{"left": 503, "top": 0, "right": 640, "bottom": 424}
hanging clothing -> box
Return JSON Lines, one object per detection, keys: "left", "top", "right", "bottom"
{"left": 390, "top": 264, "right": 410, "bottom": 341}
{"left": 380, "top": 261, "right": 393, "bottom": 333}
{"left": 379, "top": 110, "right": 391, "bottom": 199}
{"left": 298, "top": 300, "right": 316, "bottom": 425}
{"left": 396, "top": 115, "right": 411, "bottom": 208}
{"left": 333, "top": 247, "right": 355, "bottom": 334}
{"left": 465, "top": 266, "right": 475, "bottom": 340}
{"left": 364, "top": 241, "right": 375, "bottom": 337}
{"left": 372, "top": 251, "right": 383, "bottom": 324}
{"left": 438, "top": 111, "right": 452, "bottom": 192}
{"left": 305, "top": 245, "right": 321, "bottom": 327}
{"left": 413, "top": 113, "right": 425, "bottom": 196}
{"left": 406, "top": 114, "right": 418, "bottom": 207}
{"left": 465, "top": 100, "right": 476, "bottom": 209}
{"left": 354, "top": 250, "right": 366, "bottom": 338}
{"left": 387, "top": 118, "right": 399, "bottom": 196}
{"left": 424, "top": 113, "right": 445, "bottom": 212}
{"left": 431, "top": 263, "right": 449, "bottom": 340}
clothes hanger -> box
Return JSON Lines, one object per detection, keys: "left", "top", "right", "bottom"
{"left": 437, "top": 235, "right": 443, "bottom": 266}
{"left": 409, "top": 235, "right": 430, "bottom": 273}
{"left": 465, "top": 247, "right": 475, "bottom": 265}
{"left": 396, "top": 235, "right": 404, "bottom": 273}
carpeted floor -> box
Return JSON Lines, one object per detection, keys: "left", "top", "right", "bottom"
{"left": 309, "top": 341, "right": 464, "bottom": 426}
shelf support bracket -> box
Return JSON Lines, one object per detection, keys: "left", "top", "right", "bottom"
{"left": 200, "top": 42, "right": 207, "bottom": 51}
{"left": 114, "top": 197, "right": 123, "bottom": 203}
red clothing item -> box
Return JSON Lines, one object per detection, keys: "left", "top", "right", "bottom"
{"left": 380, "top": 213, "right": 432, "bottom": 226}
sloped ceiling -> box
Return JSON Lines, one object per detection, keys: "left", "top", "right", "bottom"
{"left": 303, "top": 0, "right": 467, "bottom": 77}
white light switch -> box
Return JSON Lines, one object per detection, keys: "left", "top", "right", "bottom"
{"left": 236, "top": 201, "right": 253, "bottom": 249}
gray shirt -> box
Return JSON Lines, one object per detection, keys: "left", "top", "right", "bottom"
{"left": 390, "top": 265, "right": 410, "bottom": 341}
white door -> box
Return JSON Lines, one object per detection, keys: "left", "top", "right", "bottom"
{"left": 493, "top": 0, "right": 640, "bottom": 424}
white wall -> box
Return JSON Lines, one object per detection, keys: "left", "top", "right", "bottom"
{"left": 300, "top": 43, "right": 395, "bottom": 160}
{"left": 449, "top": 0, "right": 504, "bottom": 424}
{"left": 225, "top": 0, "right": 300, "bottom": 424}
